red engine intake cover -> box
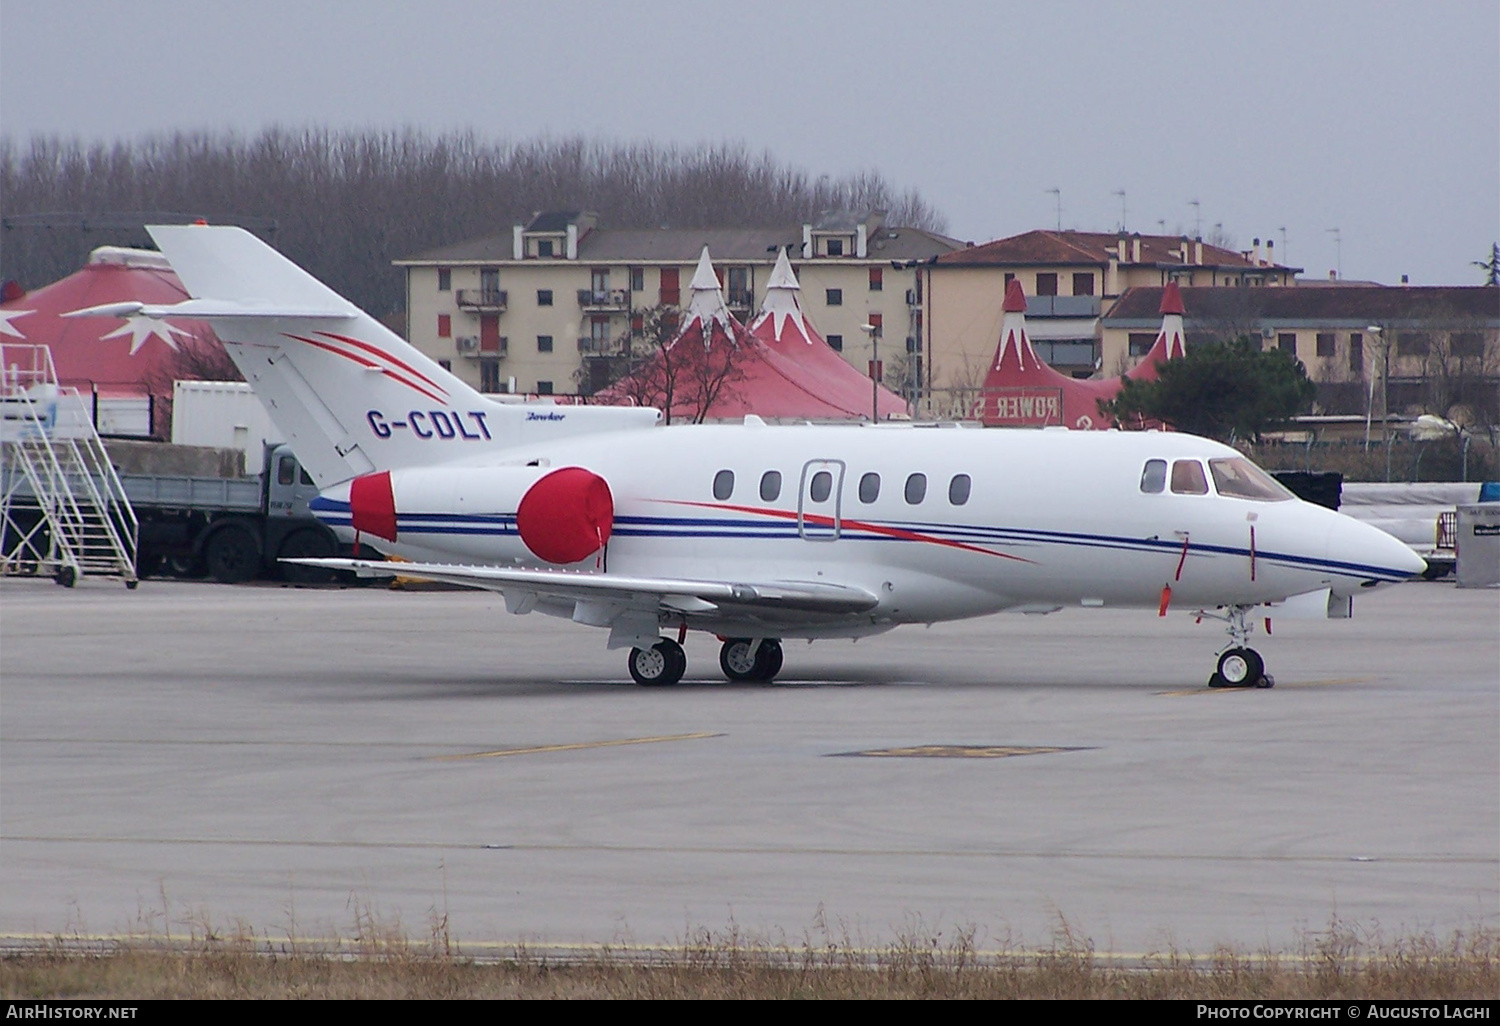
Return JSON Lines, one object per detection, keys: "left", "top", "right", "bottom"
{"left": 349, "top": 470, "right": 398, "bottom": 542}
{"left": 516, "top": 467, "right": 614, "bottom": 564}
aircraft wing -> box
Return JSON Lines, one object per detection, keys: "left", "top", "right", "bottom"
{"left": 288, "top": 558, "right": 880, "bottom": 616}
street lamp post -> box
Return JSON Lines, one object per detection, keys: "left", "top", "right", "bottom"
{"left": 861, "top": 322, "right": 880, "bottom": 422}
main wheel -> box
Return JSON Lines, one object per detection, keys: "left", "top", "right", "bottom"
{"left": 753, "top": 639, "right": 784, "bottom": 681}
{"left": 719, "top": 638, "right": 760, "bottom": 681}
{"left": 278, "top": 527, "right": 337, "bottom": 584}
{"left": 1213, "top": 647, "right": 1265, "bottom": 688}
{"left": 204, "top": 526, "right": 261, "bottom": 584}
{"left": 629, "top": 639, "right": 686, "bottom": 686}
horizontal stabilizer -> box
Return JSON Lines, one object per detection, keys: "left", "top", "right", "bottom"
{"left": 65, "top": 298, "right": 356, "bottom": 321}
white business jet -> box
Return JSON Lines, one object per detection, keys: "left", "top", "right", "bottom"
{"left": 73, "top": 225, "right": 1424, "bottom": 688}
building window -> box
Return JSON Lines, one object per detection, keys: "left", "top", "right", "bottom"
{"left": 1072, "top": 273, "right": 1094, "bottom": 296}
{"left": 826, "top": 288, "right": 842, "bottom": 306}
{"left": 479, "top": 359, "right": 500, "bottom": 393}
{"left": 1349, "top": 333, "right": 1363, "bottom": 373}
{"left": 1129, "top": 333, "right": 1157, "bottom": 357}
{"left": 1278, "top": 333, "right": 1297, "bottom": 354}
{"left": 827, "top": 334, "right": 843, "bottom": 352}
{"left": 1452, "top": 333, "right": 1485, "bottom": 357}
{"left": 437, "top": 314, "right": 451, "bottom": 338}
{"left": 481, "top": 268, "right": 500, "bottom": 292}
{"left": 1316, "top": 333, "right": 1336, "bottom": 357}
{"left": 1398, "top": 332, "right": 1431, "bottom": 356}
{"left": 537, "top": 240, "right": 554, "bottom": 258}
{"left": 869, "top": 267, "right": 883, "bottom": 291}
{"left": 630, "top": 266, "right": 644, "bottom": 292}
{"left": 1003, "top": 272, "right": 1016, "bottom": 286}
{"left": 438, "top": 359, "right": 452, "bottom": 372}
{"left": 536, "top": 380, "right": 553, "bottom": 395}
{"left": 437, "top": 268, "right": 451, "bottom": 292}
{"left": 1035, "top": 272, "right": 1058, "bottom": 296}
{"left": 537, "top": 335, "right": 553, "bottom": 353}
{"left": 867, "top": 313, "right": 882, "bottom": 336}
{"left": 537, "top": 289, "right": 553, "bottom": 306}
{"left": 827, "top": 239, "right": 844, "bottom": 257}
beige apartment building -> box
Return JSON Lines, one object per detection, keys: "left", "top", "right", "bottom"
{"left": 397, "top": 210, "right": 960, "bottom": 397}
{"left": 1100, "top": 285, "right": 1500, "bottom": 421}
{"left": 920, "top": 230, "right": 1298, "bottom": 404}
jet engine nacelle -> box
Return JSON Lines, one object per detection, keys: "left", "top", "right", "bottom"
{"left": 342, "top": 464, "right": 614, "bottom": 565}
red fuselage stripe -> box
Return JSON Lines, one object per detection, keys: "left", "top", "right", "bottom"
{"left": 663, "top": 499, "right": 1035, "bottom": 563}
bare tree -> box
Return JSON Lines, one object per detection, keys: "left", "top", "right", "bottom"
{"left": 587, "top": 305, "right": 748, "bottom": 425}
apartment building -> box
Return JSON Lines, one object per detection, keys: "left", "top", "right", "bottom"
{"left": 921, "top": 230, "right": 1299, "bottom": 400}
{"left": 397, "top": 210, "right": 960, "bottom": 396}
{"left": 1100, "top": 285, "right": 1500, "bottom": 420}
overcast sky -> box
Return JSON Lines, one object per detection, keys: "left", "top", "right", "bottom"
{"left": 3, "top": 0, "right": 1496, "bottom": 286}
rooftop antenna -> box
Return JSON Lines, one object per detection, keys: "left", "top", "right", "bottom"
{"left": 1112, "top": 189, "right": 1127, "bottom": 232}
{"left": 1279, "top": 226, "right": 1288, "bottom": 264}
{"left": 1046, "top": 187, "right": 1061, "bottom": 231}
{"left": 1189, "top": 199, "right": 1202, "bottom": 239}
{"left": 1156, "top": 219, "right": 1166, "bottom": 234}
{"left": 1326, "top": 227, "right": 1342, "bottom": 279}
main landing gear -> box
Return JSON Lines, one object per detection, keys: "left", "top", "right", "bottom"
{"left": 625, "top": 636, "right": 786, "bottom": 686}
{"left": 718, "top": 638, "right": 783, "bottom": 683}
{"left": 1201, "top": 604, "right": 1275, "bottom": 689}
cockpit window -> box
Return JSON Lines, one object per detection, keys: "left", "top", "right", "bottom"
{"left": 1140, "top": 459, "right": 1167, "bottom": 493}
{"left": 1170, "top": 459, "right": 1209, "bottom": 495}
{"left": 1209, "top": 457, "right": 1293, "bottom": 501}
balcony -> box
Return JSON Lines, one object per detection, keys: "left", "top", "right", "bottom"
{"left": 727, "top": 287, "right": 754, "bottom": 312}
{"left": 577, "top": 288, "right": 630, "bottom": 312}
{"left": 456, "top": 289, "right": 508, "bottom": 311}
{"left": 577, "top": 335, "right": 619, "bottom": 355}
{"left": 456, "top": 336, "right": 507, "bottom": 357}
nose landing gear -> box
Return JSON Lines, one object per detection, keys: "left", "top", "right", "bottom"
{"left": 1199, "top": 605, "right": 1275, "bottom": 689}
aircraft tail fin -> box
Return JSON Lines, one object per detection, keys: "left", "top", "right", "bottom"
{"left": 131, "top": 225, "right": 656, "bottom": 487}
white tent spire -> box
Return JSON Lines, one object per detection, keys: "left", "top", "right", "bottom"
{"left": 750, "top": 247, "right": 813, "bottom": 344}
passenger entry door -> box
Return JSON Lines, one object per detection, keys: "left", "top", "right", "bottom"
{"left": 798, "top": 459, "right": 845, "bottom": 541}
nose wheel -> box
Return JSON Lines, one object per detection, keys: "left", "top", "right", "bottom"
{"left": 628, "top": 639, "right": 687, "bottom": 686}
{"left": 719, "top": 638, "right": 784, "bottom": 682}
{"left": 1201, "top": 605, "right": 1276, "bottom": 688}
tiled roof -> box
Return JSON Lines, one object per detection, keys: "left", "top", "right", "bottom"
{"left": 1103, "top": 285, "right": 1500, "bottom": 325}
{"left": 937, "top": 229, "right": 1280, "bottom": 270}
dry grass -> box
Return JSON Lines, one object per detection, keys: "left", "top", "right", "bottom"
{"left": 3, "top": 909, "right": 1496, "bottom": 1000}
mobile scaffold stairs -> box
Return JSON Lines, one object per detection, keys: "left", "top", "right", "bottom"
{"left": 0, "top": 344, "right": 138, "bottom": 587}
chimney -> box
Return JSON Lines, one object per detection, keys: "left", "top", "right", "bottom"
{"left": 1253, "top": 238, "right": 1262, "bottom": 266}
{"left": 512, "top": 225, "right": 523, "bottom": 260}
{"left": 1401, "top": 274, "right": 1409, "bottom": 284}
{"left": 566, "top": 223, "right": 578, "bottom": 261}
{"left": 1118, "top": 238, "right": 1129, "bottom": 261}
{"left": 1194, "top": 238, "right": 1203, "bottom": 265}
{"left": 1266, "top": 238, "right": 1275, "bottom": 266}
{"left": 1329, "top": 269, "right": 1337, "bottom": 281}
{"left": 856, "top": 223, "right": 868, "bottom": 258}
{"left": 802, "top": 224, "right": 813, "bottom": 259}
{"left": 1131, "top": 234, "right": 1141, "bottom": 263}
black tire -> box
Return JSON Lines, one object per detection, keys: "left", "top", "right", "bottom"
{"left": 134, "top": 549, "right": 164, "bottom": 579}
{"left": 753, "top": 639, "right": 784, "bottom": 681}
{"left": 53, "top": 565, "right": 76, "bottom": 588}
{"left": 277, "top": 528, "right": 337, "bottom": 584}
{"left": 630, "top": 640, "right": 686, "bottom": 686}
{"left": 204, "top": 525, "right": 261, "bottom": 584}
{"left": 719, "top": 638, "right": 760, "bottom": 681}
{"left": 1215, "top": 647, "right": 1264, "bottom": 688}
{"left": 167, "top": 553, "right": 207, "bottom": 579}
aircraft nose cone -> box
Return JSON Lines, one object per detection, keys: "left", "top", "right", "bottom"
{"left": 1328, "top": 513, "right": 1427, "bottom": 586}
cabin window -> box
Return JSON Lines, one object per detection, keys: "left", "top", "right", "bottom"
{"left": 1209, "top": 458, "right": 1293, "bottom": 501}
{"left": 713, "top": 470, "right": 735, "bottom": 501}
{"left": 1140, "top": 459, "right": 1167, "bottom": 493}
{"left": 809, "top": 471, "right": 833, "bottom": 503}
{"left": 760, "top": 471, "right": 782, "bottom": 502}
{"left": 904, "top": 473, "right": 927, "bottom": 504}
{"left": 948, "top": 474, "right": 971, "bottom": 505}
{"left": 858, "top": 472, "right": 880, "bottom": 503}
{"left": 1170, "top": 459, "right": 1209, "bottom": 495}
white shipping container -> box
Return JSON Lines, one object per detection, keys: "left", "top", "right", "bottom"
{"left": 171, "top": 380, "right": 281, "bottom": 475}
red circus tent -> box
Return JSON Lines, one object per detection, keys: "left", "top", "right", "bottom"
{"left": 0, "top": 246, "right": 216, "bottom": 406}
{"left": 980, "top": 279, "right": 1185, "bottom": 428}
{"left": 595, "top": 247, "right": 907, "bottom": 421}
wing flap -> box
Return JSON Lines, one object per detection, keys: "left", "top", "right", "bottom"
{"left": 288, "top": 558, "right": 879, "bottom": 614}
